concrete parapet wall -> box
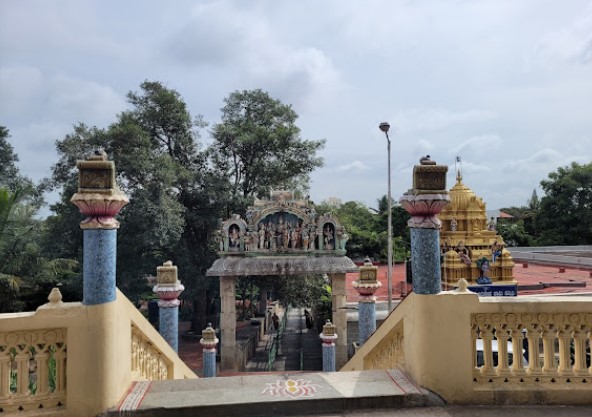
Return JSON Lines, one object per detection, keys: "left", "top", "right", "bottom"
{"left": 0, "top": 289, "right": 196, "bottom": 417}
{"left": 342, "top": 291, "right": 592, "bottom": 405}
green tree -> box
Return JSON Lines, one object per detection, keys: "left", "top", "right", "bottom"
{"left": 0, "top": 127, "right": 41, "bottom": 206}
{"left": 495, "top": 219, "right": 533, "bottom": 247}
{"left": 209, "top": 89, "right": 325, "bottom": 204}
{"left": 535, "top": 162, "right": 592, "bottom": 245}
{"left": 45, "top": 82, "right": 224, "bottom": 331}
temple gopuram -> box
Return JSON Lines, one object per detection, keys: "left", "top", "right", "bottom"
{"left": 208, "top": 190, "right": 354, "bottom": 276}
{"left": 206, "top": 190, "right": 357, "bottom": 370}
{"left": 438, "top": 170, "right": 516, "bottom": 286}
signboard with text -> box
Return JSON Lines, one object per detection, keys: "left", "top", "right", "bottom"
{"left": 467, "top": 285, "right": 518, "bottom": 297}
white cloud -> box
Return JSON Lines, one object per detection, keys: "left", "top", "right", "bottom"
{"left": 393, "top": 109, "right": 497, "bottom": 133}
{"left": 164, "top": 1, "right": 343, "bottom": 110}
{"left": 452, "top": 134, "right": 502, "bottom": 155}
{"left": 534, "top": 3, "right": 592, "bottom": 65}
{"left": 333, "top": 161, "right": 371, "bottom": 173}
{"left": 504, "top": 148, "right": 563, "bottom": 173}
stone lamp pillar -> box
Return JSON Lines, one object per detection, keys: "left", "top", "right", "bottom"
{"left": 352, "top": 257, "right": 381, "bottom": 346}
{"left": 153, "top": 261, "right": 185, "bottom": 352}
{"left": 399, "top": 157, "right": 450, "bottom": 294}
{"left": 71, "top": 150, "right": 129, "bottom": 306}
{"left": 320, "top": 320, "right": 338, "bottom": 372}
{"left": 200, "top": 323, "right": 219, "bottom": 378}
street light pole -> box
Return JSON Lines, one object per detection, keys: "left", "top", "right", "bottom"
{"left": 379, "top": 122, "right": 393, "bottom": 311}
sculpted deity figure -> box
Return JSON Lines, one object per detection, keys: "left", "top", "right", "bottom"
{"left": 258, "top": 223, "right": 266, "bottom": 249}
{"left": 269, "top": 223, "right": 277, "bottom": 250}
{"left": 308, "top": 226, "right": 317, "bottom": 250}
{"left": 283, "top": 226, "right": 290, "bottom": 249}
{"left": 487, "top": 217, "right": 496, "bottom": 231}
{"left": 450, "top": 217, "right": 458, "bottom": 232}
{"left": 491, "top": 241, "right": 502, "bottom": 262}
{"left": 302, "top": 227, "right": 309, "bottom": 251}
{"left": 249, "top": 230, "right": 258, "bottom": 251}
{"left": 229, "top": 226, "right": 240, "bottom": 250}
{"left": 293, "top": 227, "right": 301, "bottom": 249}
{"left": 243, "top": 230, "right": 252, "bottom": 251}
{"left": 340, "top": 231, "right": 349, "bottom": 251}
{"left": 324, "top": 225, "right": 334, "bottom": 250}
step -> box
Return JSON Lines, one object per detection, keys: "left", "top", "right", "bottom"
{"left": 108, "top": 369, "right": 443, "bottom": 417}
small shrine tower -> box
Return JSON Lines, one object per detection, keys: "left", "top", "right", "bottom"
{"left": 438, "top": 168, "right": 516, "bottom": 286}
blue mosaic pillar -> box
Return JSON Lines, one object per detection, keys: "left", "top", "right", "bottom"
{"left": 153, "top": 261, "right": 184, "bottom": 352}
{"left": 71, "top": 150, "right": 129, "bottom": 306}
{"left": 83, "top": 229, "right": 117, "bottom": 305}
{"left": 320, "top": 320, "right": 338, "bottom": 372}
{"left": 399, "top": 157, "right": 450, "bottom": 295}
{"left": 200, "top": 323, "right": 219, "bottom": 378}
{"left": 358, "top": 302, "right": 376, "bottom": 345}
{"left": 353, "top": 257, "right": 381, "bottom": 346}
{"left": 410, "top": 228, "right": 442, "bottom": 294}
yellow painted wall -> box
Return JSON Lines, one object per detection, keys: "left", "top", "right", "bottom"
{"left": 0, "top": 289, "right": 196, "bottom": 417}
{"left": 342, "top": 290, "right": 592, "bottom": 405}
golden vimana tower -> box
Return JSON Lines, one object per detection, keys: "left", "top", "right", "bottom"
{"left": 438, "top": 170, "right": 516, "bottom": 286}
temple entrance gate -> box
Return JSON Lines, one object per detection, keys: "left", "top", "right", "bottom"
{"left": 206, "top": 191, "right": 358, "bottom": 371}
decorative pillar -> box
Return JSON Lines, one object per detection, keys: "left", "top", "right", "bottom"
{"left": 153, "top": 261, "right": 184, "bottom": 352}
{"left": 320, "top": 320, "right": 338, "bottom": 372}
{"left": 352, "top": 257, "right": 381, "bottom": 346}
{"left": 330, "top": 273, "right": 347, "bottom": 369}
{"left": 220, "top": 276, "right": 237, "bottom": 371}
{"left": 399, "top": 157, "right": 449, "bottom": 294}
{"left": 71, "top": 150, "right": 128, "bottom": 306}
{"left": 200, "top": 323, "right": 219, "bottom": 377}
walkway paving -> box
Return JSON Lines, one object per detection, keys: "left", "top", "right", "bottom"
{"left": 276, "top": 307, "right": 323, "bottom": 372}
{"left": 112, "top": 368, "right": 443, "bottom": 416}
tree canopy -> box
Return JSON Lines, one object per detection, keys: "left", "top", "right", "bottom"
{"left": 535, "top": 162, "right": 592, "bottom": 245}
{"left": 209, "top": 89, "right": 325, "bottom": 201}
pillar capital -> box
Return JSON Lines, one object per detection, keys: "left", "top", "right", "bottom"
{"left": 153, "top": 261, "right": 184, "bottom": 307}
{"left": 353, "top": 257, "right": 381, "bottom": 299}
{"left": 70, "top": 150, "right": 128, "bottom": 229}
{"left": 200, "top": 323, "right": 219, "bottom": 351}
{"left": 399, "top": 156, "right": 450, "bottom": 229}
{"left": 320, "top": 319, "right": 338, "bottom": 346}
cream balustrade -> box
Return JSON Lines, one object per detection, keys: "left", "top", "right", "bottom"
{"left": 342, "top": 282, "right": 592, "bottom": 405}
{"left": 0, "top": 288, "right": 196, "bottom": 417}
{"left": 131, "top": 324, "right": 172, "bottom": 380}
{"left": 472, "top": 312, "right": 591, "bottom": 385}
{"left": 0, "top": 328, "right": 67, "bottom": 414}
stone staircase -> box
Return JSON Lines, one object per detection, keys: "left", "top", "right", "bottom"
{"left": 106, "top": 369, "right": 443, "bottom": 417}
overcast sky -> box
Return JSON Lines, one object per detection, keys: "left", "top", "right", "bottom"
{"left": 1, "top": 0, "right": 591, "bottom": 213}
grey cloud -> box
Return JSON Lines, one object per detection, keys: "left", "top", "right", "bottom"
{"left": 534, "top": 3, "right": 592, "bottom": 65}
{"left": 394, "top": 109, "right": 497, "bottom": 133}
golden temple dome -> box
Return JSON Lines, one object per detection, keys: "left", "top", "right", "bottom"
{"left": 438, "top": 169, "right": 516, "bottom": 286}
{"left": 446, "top": 171, "right": 486, "bottom": 215}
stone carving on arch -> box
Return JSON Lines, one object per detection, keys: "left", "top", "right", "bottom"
{"left": 218, "top": 214, "right": 248, "bottom": 252}
{"left": 214, "top": 191, "right": 349, "bottom": 257}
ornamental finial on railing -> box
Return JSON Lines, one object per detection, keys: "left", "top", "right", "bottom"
{"left": 70, "top": 150, "right": 129, "bottom": 229}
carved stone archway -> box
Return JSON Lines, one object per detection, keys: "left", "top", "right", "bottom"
{"left": 206, "top": 191, "right": 357, "bottom": 371}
